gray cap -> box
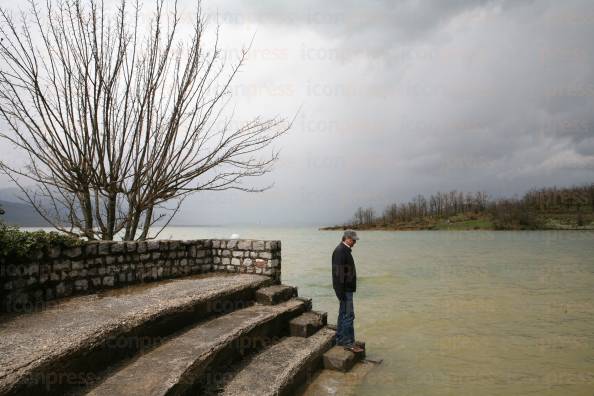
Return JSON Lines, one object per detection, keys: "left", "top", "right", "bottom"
{"left": 342, "top": 229, "right": 359, "bottom": 240}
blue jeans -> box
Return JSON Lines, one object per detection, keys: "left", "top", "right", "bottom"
{"left": 336, "top": 291, "right": 355, "bottom": 346}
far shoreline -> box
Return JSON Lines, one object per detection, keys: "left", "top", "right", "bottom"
{"left": 318, "top": 223, "right": 594, "bottom": 232}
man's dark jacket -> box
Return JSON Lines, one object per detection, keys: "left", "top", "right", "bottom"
{"left": 332, "top": 242, "right": 357, "bottom": 300}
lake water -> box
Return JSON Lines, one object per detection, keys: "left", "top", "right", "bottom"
{"left": 25, "top": 226, "right": 594, "bottom": 395}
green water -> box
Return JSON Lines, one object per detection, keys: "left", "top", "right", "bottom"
{"left": 25, "top": 226, "right": 594, "bottom": 394}
{"left": 156, "top": 227, "right": 594, "bottom": 395}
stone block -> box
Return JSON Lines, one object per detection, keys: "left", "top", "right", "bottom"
{"left": 289, "top": 311, "right": 328, "bottom": 337}
{"left": 201, "top": 264, "right": 212, "bottom": 272}
{"left": 111, "top": 243, "right": 124, "bottom": 253}
{"left": 55, "top": 282, "right": 69, "bottom": 297}
{"left": 147, "top": 241, "right": 160, "bottom": 251}
{"left": 74, "top": 279, "right": 88, "bottom": 291}
{"left": 53, "top": 260, "right": 71, "bottom": 272}
{"left": 98, "top": 243, "right": 111, "bottom": 255}
{"left": 253, "top": 240, "right": 265, "bottom": 251}
{"left": 63, "top": 247, "right": 82, "bottom": 258}
{"left": 237, "top": 240, "right": 252, "bottom": 250}
{"left": 125, "top": 242, "right": 137, "bottom": 253}
{"left": 323, "top": 346, "right": 356, "bottom": 372}
{"left": 255, "top": 284, "right": 297, "bottom": 305}
{"left": 227, "top": 240, "right": 238, "bottom": 249}
{"left": 137, "top": 242, "right": 147, "bottom": 253}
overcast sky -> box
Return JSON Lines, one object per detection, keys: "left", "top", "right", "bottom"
{"left": 1, "top": 0, "right": 593, "bottom": 226}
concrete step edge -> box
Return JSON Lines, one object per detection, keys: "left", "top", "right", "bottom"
{"left": 85, "top": 298, "right": 309, "bottom": 396}
{"left": 0, "top": 274, "right": 273, "bottom": 396}
{"left": 219, "top": 326, "right": 336, "bottom": 396}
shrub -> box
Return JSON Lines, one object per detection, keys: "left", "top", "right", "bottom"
{"left": 0, "top": 225, "right": 82, "bottom": 261}
{"left": 489, "top": 200, "right": 544, "bottom": 230}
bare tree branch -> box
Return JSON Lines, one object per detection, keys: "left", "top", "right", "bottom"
{"left": 0, "top": 0, "right": 290, "bottom": 240}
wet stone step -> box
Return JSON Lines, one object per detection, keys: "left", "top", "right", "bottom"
{"left": 220, "top": 327, "right": 336, "bottom": 396}
{"left": 289, "top": 311, "right": 328, "bottom": 338}
{"left": 255, "top": 284, "right": 297, "bottom": 305}
{"left": 0, "top": 273, "right": 272, "bottom": 396}
{"left": 322, "top": 342, "right": 366, "bottom": 372}
{"left": 85, "top": 298, "right": 307, "bottom": 396}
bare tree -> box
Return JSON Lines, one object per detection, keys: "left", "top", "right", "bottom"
{"left": 362, "top": 207, "right": 375, "bottom": 225}
{"left": 0, "top": 0, "right": 291, "bottom": 240}
{"left": 353, "top": 207, "right": 365, "bottom": 226}
{"left": 383, "top": 203, "right": 398, "bottom": 224}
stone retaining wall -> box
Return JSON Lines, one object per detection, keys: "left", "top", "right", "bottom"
{"left": 0, "top": 239, "right": 281, "bottom": 313}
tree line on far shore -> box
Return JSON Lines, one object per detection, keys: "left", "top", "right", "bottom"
{"left": 348, "top": 182, "right": 594, "bottom": 229}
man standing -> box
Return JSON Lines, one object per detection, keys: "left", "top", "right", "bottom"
{"left": 332, "top": 230, "right": 364, "bottom": 352}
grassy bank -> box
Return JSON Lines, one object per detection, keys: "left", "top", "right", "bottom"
{"left": 320, "top": 211, "right": 594, "bottom": 231}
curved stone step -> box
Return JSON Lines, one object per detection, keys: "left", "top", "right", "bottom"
{"left": 0, "top": 273, "right": 272, "bottom": 396}
{"left": 220, "top": 327, "right": 336, "bottom": 396}
{"left": 85, "top": 298, "right": 308, "bottom": 396}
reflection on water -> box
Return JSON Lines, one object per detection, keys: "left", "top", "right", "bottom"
{"left": 24, "top": 226, "right": 594, "bottom": 395}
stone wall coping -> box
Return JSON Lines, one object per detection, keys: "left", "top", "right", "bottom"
{"left": 1, "top": 238, "right": 282, "bottom": 313}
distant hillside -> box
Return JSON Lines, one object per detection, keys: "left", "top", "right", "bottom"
{"left": 0, "top": 200, "right": 50, "bottom": 227}
{"left": 322, "top": 182, "right": 594, "bottom": 231}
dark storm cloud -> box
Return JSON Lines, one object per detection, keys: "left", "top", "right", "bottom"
{"left": 1, "top": 0, "right": 593, "bottom": 225}
{"left": 213, "top": 0, "right": 500, "bottom": 38}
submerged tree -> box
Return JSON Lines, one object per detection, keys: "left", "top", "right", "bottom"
{"left": 0, "top": 0, "right": 290, "bottom": 240}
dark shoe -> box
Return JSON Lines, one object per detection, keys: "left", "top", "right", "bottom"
{"left": 354, "top": 341, "right": 366, "bottom": 350}
{"left": 343, "top": 344, "right": 364, "bottom": 353}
